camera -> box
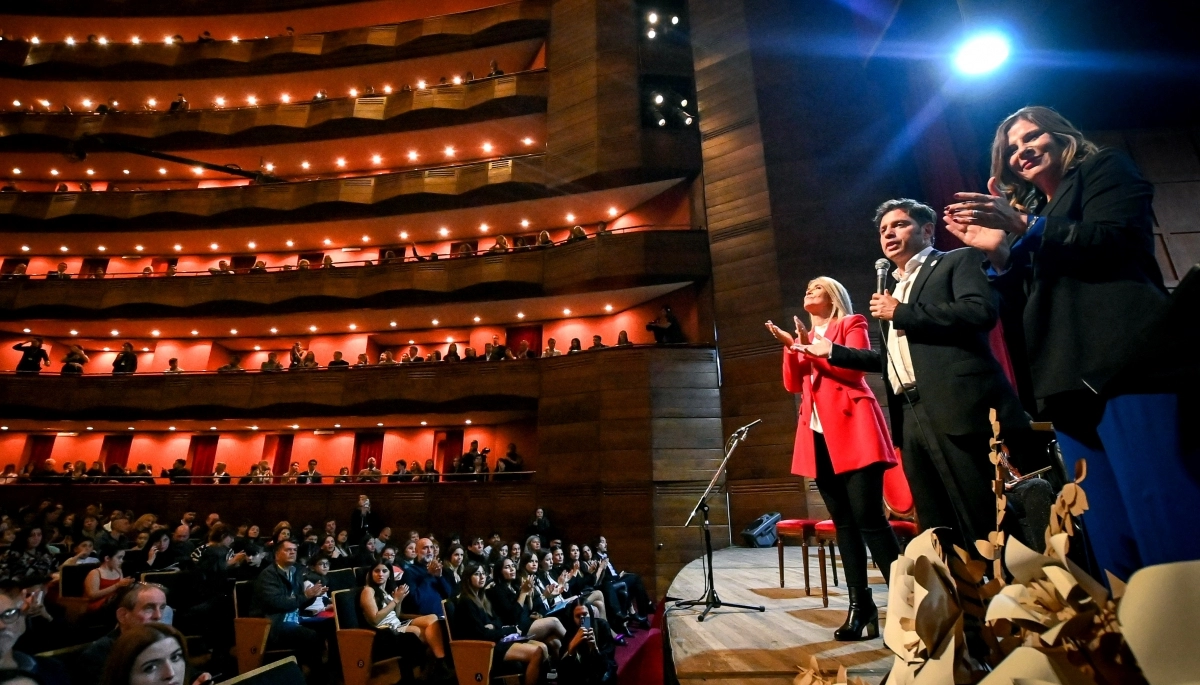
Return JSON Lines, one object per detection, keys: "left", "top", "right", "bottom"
{"left": 481, "top": 448, "right": 491, "bottom": 455}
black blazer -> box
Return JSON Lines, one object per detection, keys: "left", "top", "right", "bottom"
{"left": 993, "top": 148, "right": 1166, "bottom": 399}
{"left": 297, "top": 470, "right": 322, "bottom": 484}
{"left": 250, "top": 563, "right": 316, "bottom": 630}
{"left": 828, "top": 247, "right": 1027, "bottom": 443}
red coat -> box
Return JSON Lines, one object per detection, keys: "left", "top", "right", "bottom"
{"left": 781, "top": 314, "right": 896, "bottom": 478}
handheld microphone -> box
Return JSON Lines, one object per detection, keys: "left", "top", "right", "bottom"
{"left": 874, "top": 258, "right": 891, "bottom": 295}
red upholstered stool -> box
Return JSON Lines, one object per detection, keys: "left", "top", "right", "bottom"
{"left": 814, "top": 519, "right": 838, "bottom": 607}
{"left": 774, "top": 519, "right": 817, "bottom": 595}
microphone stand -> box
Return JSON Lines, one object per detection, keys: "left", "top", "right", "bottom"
{"left": 672, "top": 420, "right": 766, "bottom": 622}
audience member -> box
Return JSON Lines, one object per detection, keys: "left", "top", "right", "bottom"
{"left": 216, "top": 356, "right": 244, "bottom": 373}
{"left": 111, "top": 344, "right": 138, "bottom": 375}
{"left": 647, "top": 305, "right": 686, "bottom": 344}
{"left": 567, "top": 225, "right": 588, "bottom": 243}
{"left": 616, "top": 330, "right": 632, "bottom": 347}
{"left": 387, "top": 462, "right": 409, "bottom": 483}
{"left": 46, "top": 263, "right": 71, "bottom": 280}
{"left": 99, "top": 622, "right": 209, "bottom": 685}
{"left": 1, "top": 527, "right": 58, "bottom": 583}
{"left": 542, "top": 338, "right": 562, "bottom": 357}
{"left": 567, "top": 338, "right": 583, "bottom": 354}
{"left": 298, "top": 460, "right": 322, "bottom": 484}
{"left": 588, "top": 335, "right": 607, "bottom": 351}
{"left": 452, "top": 560, "right": 547, "bottom": 683}
{"left": 0, "top": 580, "right": 70, "bottom": 684}
{"left": 74, "top": 583, "right": 171, "bottom": 685}
{"left": 350, "top": 496, "right": 382, "bottom": 541}
{"left": 358, "top": 563, "right": 424, "bottom": 664}
{"left": 163, "top": 358, "right": 183, "bottom": 374}
{"left": 210, "top": 463, "right": 231, "bottom": 485}
{"left": 249, "top": 540, "right": 327, "bottom": 683}
{"left": 356, "top": 458, "right": 382, "bottom": 483}
{"left": 12, "top": 340, "right": 50, "bottom": 374}
{"left": 260, "top": 352, "right": 283, "bottom": 371}
{"left": 327, "top": 351, "right": 349, "bottom": 368}
{"left": 354, "top": 353, "right": 371, "bottom": 367}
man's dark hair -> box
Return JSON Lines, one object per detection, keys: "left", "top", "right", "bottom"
{"left": 873, "top": 198, "right": 936, "bottom": 229}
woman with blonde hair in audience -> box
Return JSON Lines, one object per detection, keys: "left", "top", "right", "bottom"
{"left": 488, "top": 235, "right": 511, "bottom": 253}
{"left": 379, "top": 350, "right": 398, "bottom": 366}
{"left": 567, "top": 225, "right": 588, "bottom": 243}
{"left": 408, "top": 460, "right": 425, "bottom": 481}
{"left": 99, "top": 622, "right": 211, "bottom": 685}
{"left": 535, "top": 230, "right": 553, "bottom": 248}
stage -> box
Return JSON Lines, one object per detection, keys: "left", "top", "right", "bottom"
{"left": 665, "top": 546, "right": 892, "bottom": 684}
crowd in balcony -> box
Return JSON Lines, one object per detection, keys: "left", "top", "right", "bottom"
{"left": 6, "top": 307, "right": 685, "bottom": 375}
{"left": 0, "top": 496, "right": 652, "bottom": 684}
{"left": 0, "top": 223, "right": 648, "bottom": 281}
{"left": 2, "top": 438, "right": 530, "bottom": 486}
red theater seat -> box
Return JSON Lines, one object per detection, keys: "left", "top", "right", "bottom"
{"left": 774, "top": 518, "right": 818, "bottom": 598}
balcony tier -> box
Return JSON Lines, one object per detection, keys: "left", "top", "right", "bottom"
{"left": 0, "top": 1, "right": 548, "bottom": 80}
{"left": 0, "top": 344, "right": 716, "bottom": 421}
{"left": 0, "top": 71, "right": 547, "bottom": 149}
{"left": 0, "top": 229, "right": 710, "bottom": 319}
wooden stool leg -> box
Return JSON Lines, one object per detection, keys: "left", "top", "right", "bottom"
{"left": 802, "top": 538, "right": 810, "bottom": 596}
{"left": 777, "top": 539, "right": 785, "bottom": 588}
{"left": 818, "top": 544, "right": 828, "bottom": 608}
{"left": 830, "top": 542, "right": 840, "bottom": 585}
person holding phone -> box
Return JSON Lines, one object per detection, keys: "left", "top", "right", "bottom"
{"left": 488, "top": 557, "right": 566, "bottom": 654}
{"left": 560, "top": 604, "right": 618, "bottom": 684}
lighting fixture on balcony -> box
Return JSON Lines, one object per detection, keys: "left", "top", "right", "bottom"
{"left": 248, "top": 241, "right": 256, "bottom": 249}
{"left": 522, "top": 137, "right": 534, "bottom": 145}
{"left": 432, "top": 319, "right": 439, "bottom": 325}
{"left": 390, "top": 321, "right": 397, "bottom": 327}
{"left": 349, "top": 324, "right": 357, "bottom": 330}
{"left": 270, "top": 328, "right": 278, "bottom": 334}
{"left": 20, "top": 246, "right": 29, "bottom": 251}
{"left": 111, "top": 329, "right": 119, "bottom": 336}
{"left": 214, "top": 97, "right": 225, "bottom": 107}
{"left": 281, "top": 94, "right": 291, "bottom": 103}
{"left": 566, "top": 213, "right": 576, "bottom": 222}
{"left": 230, "top": 329, "right": 237, "bottom": 335}
{"left": 70, "top": 330, "right": 78, "bottom": 335}
{"left": 349, "top": 88, "right": 358, "bottom": 97}
{"left": 192, "top": 166, "right": 204, "bottom": 175}
{"left": 452, "top": 76, "right": 462, "bottom": 85}
{"left": 517, "top": 312, "right": 525, "bottom": 319}
{"left": 164, "top": 36, "right": 174, "bottom": 44}
{"left": 439, "top": 228, "right": 449, "bottom": 237}
{"left": 520, "top": 219, "right": 530, "bottom": 228}
{"left": 605, "top": 304, "right": 613, "bottom": 312}
{"left": 65, "top": 37, "right": 76, "bottom": 45}
{"left": 246, "top": 95, "right": 257, "bottom": 105}
{"left": 323, "top": 239, "right": 332, "bottom": 245}
{"left": 86, "top": 169, "right": 95, "bottom": 176}
{"left": 480, "top": 223, "right": 489, "bottom": 232}
{"left": 264, "top": 163, "right": 274, "bottom": 171}
{"left": 174, "top": 244, "right": 182, "bottom": 251}
{"left": 82, "top": 99, "right": 92, "bottom": 107}
{"left": 50, "top": 169, "right": 59, "bottom": 176}
{"left": 417, "top": 80, "right": 427, "bottom": 89}
{"left": 98, "top": 246, "right": 106, "bottom": 252}
{"left": 31, "top": 37, "right": 40, "bottom": 44}
{"left": 231, "top": 36, "right": 239, "bottom": 43}
{"left": 383, "top": 86, "right": 393, "bottom": 94}
{"left": 123, "top": 169, "right": 130, "bottom": 174}
{"left": 372, "top": 154, "right": 382, "bottom": 164}
{"left": 309, "top": 325, "right": 317, "bottom": 332}
{"left": 473, "top": 316, "right": 481, "bottom": 323}
{"left": 482, "top": 142, "right": 493, "bottom": 153}
{"left": 22, "top": 328, "right": 30, "bottom": 333}
{"left": 399, "top": 231, "right": 409, "bottom": 239}
{"left": 444, "top": 146, "right": 455, "bottom": 157}
{"left": 191, "top": 330, "right": 198, "bottom": 335}
{"left": 407, "top": 150, "right": 419, "bottom": 161}
{"left": 336, "top": 158, "right": 346, "bottom": 168}
{"left": 286, "top": 240, "right": 294, "bottom": 247}
{"left": 300, "top": 161, "right": 310, "bottom": 170}
{"left": 131, "top": 37, "right": 139, "bottom": 44}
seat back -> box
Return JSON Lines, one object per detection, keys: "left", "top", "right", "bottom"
{"left": 60, "top": 563, "right": 98, "bottom": 597}
{"left": 332, "top": 589, "right": 361, "bottom": 631}
{"left": 222, "top": 655, "right": 305, "bottom": 684}
{"left": 443, "top": 599, "right": 495, "bottom": 685}
{"left": 353, "top": 566, "right": 370, "bottom": 586}
{"left": 234, "top": 580, "right": 254, "bottom": 618}
{"left": 232, "top": 617, "right": 272, "bottom": 675}
{"left": 882, "top": 449, "right": 916, "bottom": 520}
{"left": 323, "top": 568, "right": 357, "bottom": 592}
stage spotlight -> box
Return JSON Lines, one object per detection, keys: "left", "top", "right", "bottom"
{"left": 953, "top": 32, "right": 1011, "bottom": 76}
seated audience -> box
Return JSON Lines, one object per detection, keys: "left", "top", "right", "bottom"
{"left": 421, "top": 459, "right": 439, "bottom": 483}
{"left": 216, "top": 356, "right": 245, "bottom": 373}
{"left": 163, "top": 358, "right": 183, "bottom": 374}
{"left": 567, "top": 338, "right": 583, "bottom": 354}
{"left": 52, "top": 344, "right": 85, "bottom": 373}
{"left": 327, "top": 351, "right": 350, "bottom": 368}
{"left": 260, "top": 352, "right": 284, "bottom": 371}
{"left": 297, "top": 351, "right": 319, "bottom": 369}
{"left": 616, "top": 330, "right": 632, "bottom": 347}
{"left": 46, "top": 263, "right": 71, "bottom": 280}
{"left": 249, "top": 540, "right": 327, "bottom": 683}
{"left": 164, "top": 459, "right": 192, "bottom": 485}
{"left": 298, "top": 460, "right": 322, "bottom": 484}
{"left": 354, "top": 353, "right": 372, "bottom": 367}
{"left": 647, "top": 305, "right": 686, "bottom": 344}
{"left": 453, "top": 560, "right": 548, "bottom": 683}
{"left": 358, "top": 563, "right": 424, "bottom": 663}
{"left": 463, "top": 347, "right": 479, "bottom": 362}
{"left": 515, "top": 340, "right": 536, "bottom": 359}
{"left": 378, "top": 350, "right": 398, "bottom": 366}
{"left": 589, "top": 335, "right": 607, "bottom": 350}
{"left": 207, "top": 260, "right": 234, "bottom": 275}
{"left": 210, "top": 463, "right": 232, "bottom": 485}
{"left": 335, "top": 467, "right": 352, "bottom": 483}
{"left": 279, "top": 463, "right": 301, "bottom": 484}
{"left": 387, "top": 462, "right": 410, "bottom": 483}
{"left": 542, "top": 338, "right": 562, "bottom": 357}
{"left": 567, "top": 225, "right": 588, "bottom": 243}
{"left": 95, "top": 516, "right": 131, "bottom": 550}
{"left": 495, "top": 444, "right": 526, "bottom": 478}
{"left": 74, "top": 583, "right": 172, "bottom": 685}
{"left": 488, "top": 236, "right": 511, "bottom": 253}
{"left": 249, "top": 261, "right": 267, "bottom": 274}
{"left": 536, "top": 231, "right": 553, "bottom": 248}
{"left": 357, "top": 458, "right": 382, "bottom": 484}
{"left": 322, "top": 255, "right": 336, "bottom": 269}
{"left": 1, "top": 527, "right": 59, "bottom": 584}
{"left": 0, "top": 580, "right": 70, "bottom": 684}
{"left": 443, "top": 343, "right": 461, "bottom": 361}
{"left": 99, "top": 621, "right": 209, "bottom": 685}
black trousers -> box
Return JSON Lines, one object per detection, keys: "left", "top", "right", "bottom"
{"left": 812, "top": 433, "right": 899, "bottom": 587}
{"left": 900, "top": 401, "right": 996, "bottom": 552}
{"left": 268, "top": 622, "right": 327, "bottom": 683}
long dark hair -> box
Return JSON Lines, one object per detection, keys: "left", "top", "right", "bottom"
{"left": 367, "top": 561, "right": 397, "bottom": 594}
{"left": 458, "top": 559, "right": 492, "bottom": 614}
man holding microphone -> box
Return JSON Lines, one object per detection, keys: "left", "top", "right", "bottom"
{"left": 801, "top": 198, "right": 1027, "bottom": 552}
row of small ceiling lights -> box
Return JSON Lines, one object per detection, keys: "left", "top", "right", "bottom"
{"left": 9, "top": 138, "right": 536, "bottom": 179}
{"left": 644, "top": 12, "right": 680, "bottom": 39}
{"left": 18, "top": 304, "right": 612, "bottom": 338}
{"left": 13, "top": 208, "right": 616, "bottom": 254}
{"left": 1, "top": 420, "right": 462, "bottom": 431}
{"left": 12, "top": 75, "right": 491, "bottom": 112}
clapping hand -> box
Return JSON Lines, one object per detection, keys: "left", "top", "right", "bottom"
{"left": 797, "top": 333, "right": 832, "bottom": 359}
{"left": 944, "top": 178, "right": 1029, "bottom": 235}
{"left": 520, "top": 575, "right": 535, "bottom": 593}
{"left": 304, "top": 582, "right": 327, "bottom": 599}
{"left": 764, "top": 320, "right": 794, "bottom": 347}
{"left": 793, "top": 315, "right": 810, "bottom": 346}
{"left": 427, "top": 558, "right": 443, "bottom": 576}
{"left": 392, "top": 585, "right": 409, "bottom": 603}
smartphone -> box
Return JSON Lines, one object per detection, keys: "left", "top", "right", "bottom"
{"left": 580, "top": 614, "right": 592, "bottom": 630}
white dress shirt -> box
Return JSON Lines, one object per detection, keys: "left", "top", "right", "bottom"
{"left": 808, "top": 323, "right": 829, "bottom": 434}
{"left": 886, "top": 246, "right": 935, "bottom": 394}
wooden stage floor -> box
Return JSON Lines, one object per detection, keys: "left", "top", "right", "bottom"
{"left": 665, "top": 546, "right": 892, "bottom": 684}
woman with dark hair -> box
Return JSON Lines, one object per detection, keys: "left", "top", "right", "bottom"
{"left": 767, "top": 275, "right": 899, "bottom": 640}
{"left": 566, "top": 338, "right": 583, "bottom": 354}
{"left": 647, "top": 305, "right": 685, "bottom": 344}
{"left": 399, "top": 540, "right": 418, "bottom": 570}
{"left": 443, "top": 545, "right": 465, "bottom": 590}
{"left": 84, "top": 546, "right": 133, "bottom": 612}
{"left": 422, "top": 459, "right": 439, "bottom": 483}
{"left": 453, "top": 560, "right": 548, "bottom": 683}
{"left": 99, "top": 622, "right": 210, "bottom": 685}
{"left": 0, "top": 527, "right": 60, "bottom": 583}
{"left": 487, "top": 557, "right": 566, "bottom": 653}
{"left": 358, "top": 562, "right": 423, "bottom": 661}
{"left": 945, "top": 105, "right": 1196, "bottom": 579}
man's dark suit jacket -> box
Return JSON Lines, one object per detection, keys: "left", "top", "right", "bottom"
{"left": 297, "top": 470, "right": 322, "bottom": 484}
{"left": 828, "top": 247, "right": 1027, "bottom": 443}
{"left": 993, "top": 148, "right": 1166, "bottom": 399}
{"left": 250, "top": 563, "right": 315, "bottom": 630}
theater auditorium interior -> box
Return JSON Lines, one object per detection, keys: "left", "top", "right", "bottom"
{"left": 1, "top": 0, "right": 1197, "bottom": 684}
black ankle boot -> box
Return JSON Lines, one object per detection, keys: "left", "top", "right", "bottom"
{"left": 834, "top": 586, "right": 879, "bottom": 641}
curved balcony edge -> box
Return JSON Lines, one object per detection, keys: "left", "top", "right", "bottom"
{"left": 0, "top": 154, "right": 549, "bottom": 228}
{"left": 1, "top": 2, "right": 550, "bottom": 80}
{"left": 0, "top": 344, "right": 716, "bottom": 420}
{"left": 0, "top": 71, "right": 548, "bottom": 149}
{"left": 0, "top": 229, "right": 711, "bottom": 319}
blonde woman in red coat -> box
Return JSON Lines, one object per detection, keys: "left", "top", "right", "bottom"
{"left": 765, "top": 276, "right": 899, "bottom": 641}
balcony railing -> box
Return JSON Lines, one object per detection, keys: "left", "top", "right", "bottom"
{"left": 0, "top": 71, "right": 548, "bottom": 145}
{"left": 0, "top": 344, "right": 717, "bottom": 419}
{"left": 0, "top": 154, "right": 548, "bottom": 224}
{"left": 0, "top": 1, "right": 549, "bottom": 78}
{"left": 0, "top": 227, "right": 709, "bottom": 317}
